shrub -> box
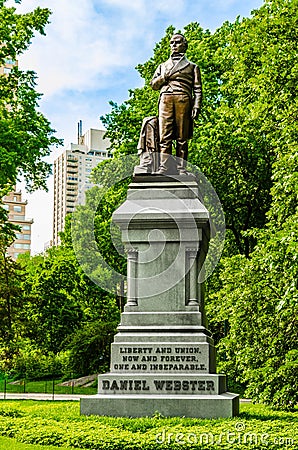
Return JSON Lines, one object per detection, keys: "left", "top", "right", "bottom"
{"left": 8, "top": 342, "right": 69, "bottom": 380}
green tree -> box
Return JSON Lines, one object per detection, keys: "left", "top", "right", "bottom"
{"left": 0, "top": 1, "right": 62, "bottom": 376}
{"left": 66, "top": 320, "right": 118, "bottom": 377}
{"left": 0, "top": 207, "right": 24, "bottom": 375}
{"left": 16, "top": 240, "right": 120, "bottom": 377}
{"left": 0, "top": 1, "right": 62, "bottom": 340}
{"left": 208, "top": 213, "right": 298, "bottom": 409}
{"left": 0, "top": 0, "right": 61, "bottom": 192}
{"left": 19, "top": 248, "right": 83, "bottom": 353}
{"left": 0, "top": 227, "right": 22, "bottom": 344}
{"left": 204, "top": 0, "right": 298, "bottom": 409}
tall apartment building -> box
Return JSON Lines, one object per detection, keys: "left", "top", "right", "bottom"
{"left": 53, "top": 127, "right": 111, "bottom": 246}
{"left": 2, "top": 188, "right": 33, "bottom": 260}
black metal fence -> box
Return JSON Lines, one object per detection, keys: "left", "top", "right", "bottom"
{"left": 0, "top": 377, "right": 97, "bottom": 399}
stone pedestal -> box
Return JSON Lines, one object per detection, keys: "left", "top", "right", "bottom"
{"left": 80, "top": 175, "right": 239, "bottom": 418}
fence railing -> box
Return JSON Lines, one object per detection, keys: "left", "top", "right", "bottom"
{"left": 0, "top": 377, "right": 97, "bottom": 399}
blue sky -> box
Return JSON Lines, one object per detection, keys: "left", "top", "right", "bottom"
{"left": 11, "top": 0, "right": 264, "bottom": 252}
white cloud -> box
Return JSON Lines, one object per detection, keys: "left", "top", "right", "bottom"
{"left": 12, "top": 0, "right": 200, "bottom": 98}
{"left": 17, "top": 1, "right": 132, "bottom": 95}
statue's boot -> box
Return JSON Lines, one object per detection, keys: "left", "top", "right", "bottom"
{"left": 154, "top": 153, "right": 171, "bottom": 175}
{"left": 176, "top": 151, "right": 189, "bottom": 175}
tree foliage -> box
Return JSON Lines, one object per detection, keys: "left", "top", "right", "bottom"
{"left": 0, "top": 240, "right": 22, "bottom": 344}
{"left": 15, "top": 244, "right": 120, "bottom": 377}
{"left": 204, "top": 0, "right": 298, "bottom": 409}
{"left": 0, "top": 0, "right": 62, "bottom": 337}
{"left": 0, "top": 0, "right": 61, "bottom": 192}
{"left": 0, "top": 0, "right": 65, "bottom": 377}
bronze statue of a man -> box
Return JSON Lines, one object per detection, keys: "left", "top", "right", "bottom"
{"left": 150, "top": 33, "right": 202, "bottom": 175}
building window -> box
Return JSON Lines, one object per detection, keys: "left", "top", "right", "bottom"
{"left": 4, "top": 58, "right": 15, "bottom": 65}
{"left": 4, "top": 67, "right": 11, "bottom": 74}
{"left": 14, "top": 215, "right": 25, "bottom": 220}
{"left": 13, "top": 206, "right": 22, "bottom": 212}
{"left": 23, "top": 234, "right": 31, "bottom": 240}
{"left": 22, "top": 225, "right": 31, "bottom": 231}
{"left": 14, "top": 243, "right": 30, "bottom": 249}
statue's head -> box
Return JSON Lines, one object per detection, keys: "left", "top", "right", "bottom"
{"left": 170, "top": 33, "right": 188, "bottom": 54}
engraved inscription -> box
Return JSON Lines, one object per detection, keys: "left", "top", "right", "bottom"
{"left": 113, "top": 346, "right": 207, "bottom": 372}
{"left": 120, "top": 347, "right": 153, "bottom": 354}
{"left": 153, "top": 380, "right": 214, "bottom": 391}
{"left": 102, "top": 380, "right": 150, "bottom": 391}
{"left": 102, "top": 379, "right": 215, "bottom": 392}
{"left": 149, "top": 364, "right": 206, "bottom": 371}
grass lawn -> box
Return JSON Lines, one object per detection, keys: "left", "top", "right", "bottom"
{"left": 0, "top": 400, "right": 297, "bottom": 449}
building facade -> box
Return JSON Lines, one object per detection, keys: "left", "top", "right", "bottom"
{"left": 2, "top": 189, "right": 33, "bottom": 260}
{"left": 53, "top": 128, "right": 111, "bottom": 246}
{"left": 0, "top": 57, "right": 17, "bottom": 75}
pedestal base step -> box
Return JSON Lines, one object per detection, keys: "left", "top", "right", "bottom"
{"left": 80, "top": 392, "right": 239, "bottom": 418}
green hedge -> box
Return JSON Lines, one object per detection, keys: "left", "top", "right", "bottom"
{"left": 0, "top": 436, "right": 76, "bottom": 450}
{"left": 0, "top": 401, "right": 296, "bottom": 449}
